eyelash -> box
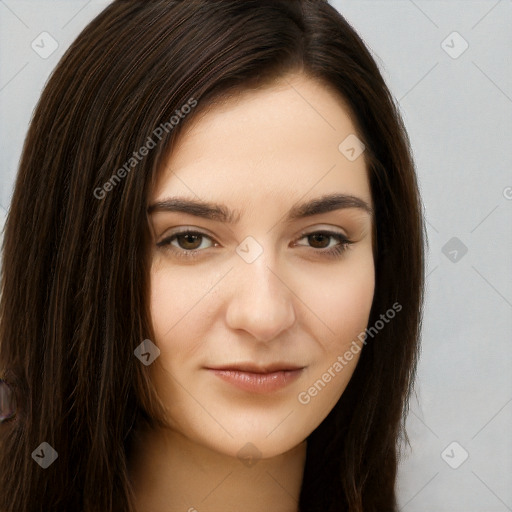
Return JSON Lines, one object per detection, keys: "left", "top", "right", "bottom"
{"left": 156, "top": 229, "right": 354, "bottom": 261}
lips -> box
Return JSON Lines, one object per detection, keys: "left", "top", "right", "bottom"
{"left": 208, "top": 362, "right": 304, "bottom": 373}
{"left": 206, "top": 362, "right": 305, "bottom": 393}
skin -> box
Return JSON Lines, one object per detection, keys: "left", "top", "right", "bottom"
{"left": 129, "top": 72, "right": 375, "bottom": 512}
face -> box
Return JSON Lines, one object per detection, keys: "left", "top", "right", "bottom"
{"left": 146, "top": 72, "right": 375, "bottom": 460}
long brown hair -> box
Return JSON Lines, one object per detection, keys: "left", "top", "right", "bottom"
{"left": 0, "top": 1, "right": 425, "bottom": 510}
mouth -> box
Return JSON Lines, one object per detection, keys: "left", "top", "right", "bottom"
{"left": 205, "top": 363, "right": 305, "bottom": 393}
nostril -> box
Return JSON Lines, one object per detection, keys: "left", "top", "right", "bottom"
{"left": 0, "top": 379, "right": 16, "bottom": 422}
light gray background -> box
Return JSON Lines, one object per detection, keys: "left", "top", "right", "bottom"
{"left": 1, "top": 1, "right": 511, "bottom": 510}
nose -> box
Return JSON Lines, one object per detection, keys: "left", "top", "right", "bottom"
{"left": 225, "top": 253, "right": 296, "bottom": 343}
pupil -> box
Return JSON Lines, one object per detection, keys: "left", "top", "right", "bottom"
{"left": 181, "top": 234, "right": 200, "bottom": 250}
{"left": 310, "top": 234, "right": 328, "bottom": 248}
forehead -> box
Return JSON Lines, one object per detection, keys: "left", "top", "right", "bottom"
{"left": 151, "top": 73, "right": 371, "bottom": 212}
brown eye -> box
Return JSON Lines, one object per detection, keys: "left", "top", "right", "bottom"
{"left": 175, "top": 233, "right": 203, "bottom": 250}
{"left": 156, "top": 230, "right": 216, "bottom": 260}
{"left": 307, "top": 233, "right": 331, "bottom": 249}
{"left": 295, "top": 230, "right": 354, "bottom": 259}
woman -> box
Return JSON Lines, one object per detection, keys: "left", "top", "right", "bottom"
{"left": 0, "top": 1, "right": 425, "bottom": 511}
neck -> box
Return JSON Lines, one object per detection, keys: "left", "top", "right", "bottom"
{"left": 128, "top": 423, "right": 307, "bottom": 512}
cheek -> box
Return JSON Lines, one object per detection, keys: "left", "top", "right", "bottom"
{"left": 296, "top": 254, "right": 375, "bottom": 349}
{"left": 294, "top": 266, "right": 374, "bottom": 420}
{"left": 294, "top": 254, "right": 374, "bottom": 400}
{"left": 146, "top": 265, "right": 211, "bottom": 423}
{"left": 148, "top": 263, "right": 213, "bottom": 355}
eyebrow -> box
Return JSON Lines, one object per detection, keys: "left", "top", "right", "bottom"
{"left": 147, "top": 193, "right": 373, "bottom": 223}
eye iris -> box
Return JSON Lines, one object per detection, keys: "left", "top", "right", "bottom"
{"left": 178, "top": 233, "right": 202, "bottom": 250}
{"left": 309, "top": 233, "right": 330, "bottom": 249}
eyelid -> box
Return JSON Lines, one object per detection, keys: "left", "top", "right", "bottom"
{"left": 294, "top": 228, "right": 350, "bottom": 243}
{"left": 296, "top": 224, "right": 349, "bottom": 239}
{"left": 156, "top": 226, "right": 218, "bottom": 244}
